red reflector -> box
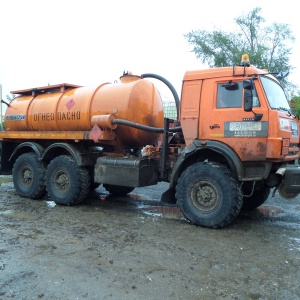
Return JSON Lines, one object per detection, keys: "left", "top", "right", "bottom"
{"left": 282, "top": 147, "right": 289, "bottom": 155}
{"left": 282, "top": 138, "right": 290, "bottom": 147}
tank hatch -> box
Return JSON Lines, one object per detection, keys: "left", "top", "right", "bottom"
{"left": 11, "top": 83, "right": 82, "bottom": 96}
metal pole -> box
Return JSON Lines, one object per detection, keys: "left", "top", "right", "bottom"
{"left": 160, "top": 117, "right": 170, "bottom": 181}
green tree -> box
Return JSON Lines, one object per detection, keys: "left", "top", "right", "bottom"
{"left": 185, "top": 7, "right": 297, "bottom": 96}
{"left": 290, "top": 94, "right": 300, "bottom": 117}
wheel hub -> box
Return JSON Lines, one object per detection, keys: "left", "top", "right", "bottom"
{"left": 54, "top": 172, "right": 69, "bottom": 191}
{"left": 23, "top": 169, "right": 32, "bottom": 180}
{"left": 191, "top": 181, "right": 220, "bottom": 213}
{"left": 21, "top": 168, "right": 33, "bottom": 185}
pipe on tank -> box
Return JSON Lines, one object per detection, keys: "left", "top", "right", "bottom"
{"left": 91, "top": 114, "right": 117, "bottom": 130}
{"left": 141, "top": 73, "right": 180, "bottom": 121}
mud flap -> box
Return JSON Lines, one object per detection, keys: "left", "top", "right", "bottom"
{"left": 161, "top": 187, "right": 176, "bottom": 203}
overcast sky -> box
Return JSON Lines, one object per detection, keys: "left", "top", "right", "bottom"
{"left": 1, "top": 0, "right": 299, "bottom": 107}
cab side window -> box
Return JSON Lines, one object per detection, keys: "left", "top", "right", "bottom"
{"left": 217, "top": 81, "right": 260, "bottom": 108}
{"left": 252, "top": 88, "right": 260, "bottom": 107}
{"left": 217, "top": 82, "right": 243, "bottom": 108}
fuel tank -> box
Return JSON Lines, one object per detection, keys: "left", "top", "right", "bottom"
{"left": 5, "top": 74, "right": 164, "bottom": 147}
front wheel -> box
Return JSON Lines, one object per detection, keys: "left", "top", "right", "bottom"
{"left": 176, "top": 162, "right": 242, "bottom": 229}
{"left": 45, "top": 155, "right": 90, "bottom": 205}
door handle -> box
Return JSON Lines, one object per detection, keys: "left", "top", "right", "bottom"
{"left": 210, "top": 124, "right": 220, "bottom": 129}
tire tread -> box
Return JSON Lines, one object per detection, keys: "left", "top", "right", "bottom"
{"left": 176, "top": 161, "right": 242, "bottom": 228}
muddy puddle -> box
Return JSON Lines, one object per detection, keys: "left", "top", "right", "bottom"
{"left": 41, "top": 187, "right": 293, "bottom": 224}
{"left": 0, "top": 180, "right": 296, "bottom": 228}
{"left": 83, "top": 189, "right": 292, "bottom": 224}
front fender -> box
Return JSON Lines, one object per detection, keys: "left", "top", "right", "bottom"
{"left": 170, "top": 140, "right": 243, "bottom": 188}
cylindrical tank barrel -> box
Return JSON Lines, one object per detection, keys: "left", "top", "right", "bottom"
{"left": 5, "top": 76, "right": 164, "bottom": 147}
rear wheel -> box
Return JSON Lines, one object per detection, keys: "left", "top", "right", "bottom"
{"left": 45, "top": 155, "right": 90, "bottom": 205}
{"left": 176, "top": 162, "right": 242, "bottom": 229}
{"left": 103, "top": 184, "right": 134, "bottom": 197}
{"left": 12, "top": 152, "right": 46, "bottom": 199}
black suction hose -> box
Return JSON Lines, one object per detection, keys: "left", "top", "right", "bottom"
{"left": 110, "top": 73, "right": 182, "bottom": 134}
{"left": 141, "top": 73, "right": 180, "bottom": 121}
{"left": 111, "top": 119, "right": 182, "bottom": 133}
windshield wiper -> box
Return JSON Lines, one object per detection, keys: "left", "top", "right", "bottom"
{"left": 277, "top": 107, "right": 290, "bottom": 112}
{"left": 277, "top": 107, "right": 299, "bottom": 119}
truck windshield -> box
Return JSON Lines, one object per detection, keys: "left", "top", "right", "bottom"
{"left": 260, "top": 76, "right": 290, "bottom": 110}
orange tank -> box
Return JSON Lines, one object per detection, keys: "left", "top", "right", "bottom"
{"left": 5, "top": 75, "right": 164, "bottom": 147}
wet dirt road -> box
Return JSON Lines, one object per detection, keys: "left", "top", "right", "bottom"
{"left": 0, "top": 179, "right": 300, "bottom": 300}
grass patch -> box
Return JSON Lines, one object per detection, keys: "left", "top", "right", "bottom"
{"left": 0, "top": 177, "right": 12, "bottom": 185}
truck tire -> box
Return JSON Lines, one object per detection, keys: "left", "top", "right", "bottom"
{"left": 103, "top": 184, "right": 134, "bottom": 197}
{"left": 45, "top": 155, "right": 90, "bottom": 206}
{"left": 176, "top": 162, "right": 242, "bottom": 229}
{"left": 242, "top": 187, "right": 271, "bottom": 210}
{"left": 12, "top": 152, "right": 47, "bottom": 199}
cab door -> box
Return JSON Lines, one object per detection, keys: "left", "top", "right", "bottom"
{"left": 180, "top": 80, "right": 202, "bottom": 147}
{"left": 199, "top": 78, "right": 269, "bottom": 161}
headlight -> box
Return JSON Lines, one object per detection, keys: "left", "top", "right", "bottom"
{"left": 291, "top": 121, "right": 298, "bottom": 137}
{"left": 279, "top": 118, "right": 298, "bottom": 137}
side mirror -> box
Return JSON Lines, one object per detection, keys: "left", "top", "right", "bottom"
{"left": 244, "top": 89, "right": 253, "bottom": 112}
{"left": 276, "top": 71, "right": 289, "bottom": 79}
{"left": 243, "top": 79, "right": 254, "bottom": 90}
{"left": 243, "top": 79, "right": 253, "bottom": 112}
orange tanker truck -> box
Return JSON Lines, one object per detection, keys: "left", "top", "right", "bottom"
{"left": 1, "top": 55, "right": 300, "bottom": 228}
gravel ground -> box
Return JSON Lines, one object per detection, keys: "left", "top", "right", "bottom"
{"left": 0, "top": 179, "right": 300, "bottom": 300}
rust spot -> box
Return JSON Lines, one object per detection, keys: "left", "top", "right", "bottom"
{"left": 257, "top": 141, "right": 266, "bottom": 153}
{"left": 239, "top": 141, "right": 267, "bottom": 160}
